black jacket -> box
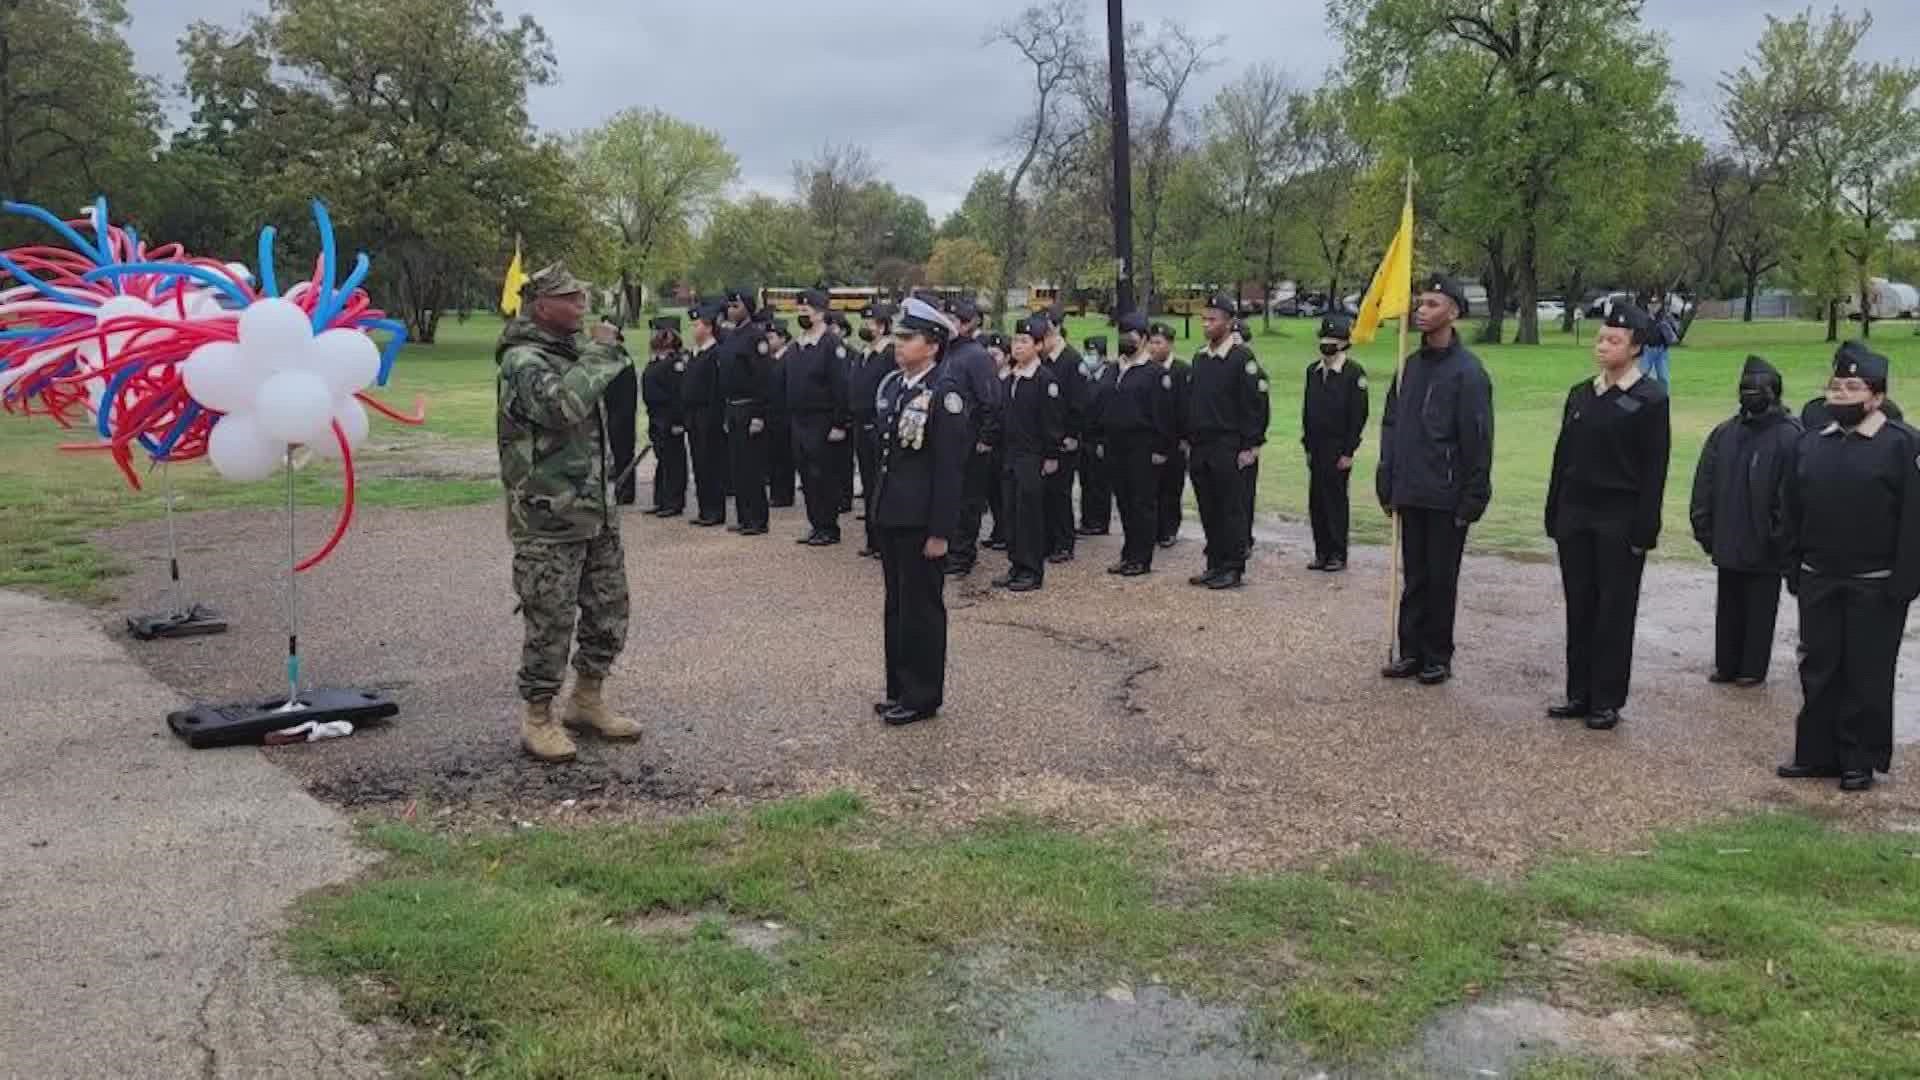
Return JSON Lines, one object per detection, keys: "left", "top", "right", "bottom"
{"left": 1183, "top": 342, "right": 1268, "bottom": 449}
{"left": 1545, "top": 371, "right": 1671, "bottom": 550}
{"left": 1099, "top": 360, "right": 1178, "bottom": 455}
{"left": 718, "top": 325, "right": 772, "bottom": 418}
{"left": 1082, "top": 362, "right": 1117, "bottom": 442}
{"left": 873, "top": 367, "right": 971, "bottom": 540}
{"left": 1158, "top": 358, "right": 1191, "bottom": 441}
{"left": 1785, "top": 415, "right": 1920, "bottom": 600}
{"left": 1044, "top": 344, "right": 1089, "bottom": 440}
{"left": 1302, "top": 357, "right": 1369, "bottom": 456}
{"left": 1003, "top": 363, "right": 1067, "bottom": 458}
{"left": 850, "top": 344, "right": 893, "bottom": 422}
{"left": 680, "top": 339, "right": 722, "bottom": 410}
{"left": 939, "top": 334, "right": 1003, "bottom": 447}
{"left": 784, "top": 332, "right": 851, "bottom": 426}
{"left": 641, "top": 350, "right": 686, "bottom": 429}
{"left": 1375, "top": 332, "right": 1495, "bottom": 521}
{"left": 1690, "top": 405, "right": 1800, "bottom": 573}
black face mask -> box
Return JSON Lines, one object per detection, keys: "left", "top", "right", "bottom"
{"left": 797, "top": 315, "right": 815, "bottom": 331}
{"left": 1119, "top": 335, "right": 1141, "bottom": 356}
{"left": 1738, "top": 390, "right": 1772, "bottom": 415}
{"left": 858, "top": 326, "right": 877, "bottom": 343}
{"left": 1829, "top": 401, "right": 1870, "bottom": 428}
{"left": 1319, "top": 342, "right": 1343, "bottom": 357}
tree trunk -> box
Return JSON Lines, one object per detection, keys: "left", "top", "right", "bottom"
{"left": 1742, "top": 274, "right": 1759, "bottom": 321}
{"left": 1826, "top": 298, "right": 1840, "bottom": 343}
{"left": 1560, "top": 270, "right": 1583, "bottom": 334}
{"left": 1858, "top": 266, "right": 1873, "bottom": 340}
{"left": 1515, "top": 214, "right": 1540, "bottom": 345}
{"left": 1477, "top": 241, "right": 1510, "bottom": 346}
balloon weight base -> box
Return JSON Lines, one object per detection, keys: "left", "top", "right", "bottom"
{"left": 167, "top": 688, "right": 398, "bottom": 749}
{"left": 127, "top": 604, "right": 228, "bottom": 641}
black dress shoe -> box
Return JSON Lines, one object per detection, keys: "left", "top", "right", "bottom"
{"left": 1382, "top": 658, "right": 1421, "bottom": 679}
{"left": 1047, "top": 550, "right": 1075, "bottom": 564}
{"left": 872, "top": 701, "right": 897, "bottom": 716}
{"left": 1107, "top": 561, "right": 1131, "bottom": 575}
{"left": 1075, "top": 526, "right": 1109, "bottom": 537}
{"left": 1416, "top": 664, "right": 1452, "bottom": 685}
{"left": 740, "top": 525, "right": 768, "bottom": 536}
{"left": 693, "top": 516, "right": 724, "bottom": 527}
{"left": 984, "top": 539, "right": 1009, "bottom": 551}
{"left": 882, "top": 705, "right": 937, "bottom": 726}
{"left": 1120, "top": 563, "right": 1150, "bottom": 577}
{"left": 809, "top": 535, "right": 840, "bottom": 547}
{"left": 796, "top": 532, "right": 819, "bottom": 544}
{"left": 1007, "top": 576, "right": 1042, "bottom": 593}
{"left": 1158, "top": 537, "right": 1178, "bottom": 549}
{"left": 1189, "top": 570, "right": 1222, "bottom": 587}
{"left": 1707, "top": 670, "right": 1735, "bottom": 684}
{"left": 1584, "top": 708, "right": 1620, "bottom": 730}
{"left": 1547, "top": 700, "right": 1590, "bottom": 719}
{"left": 1207, "top": 570, "right": 1245, "bottom": 590}
{"left": 1324, "top": 559, "right": 1347, "bottom": 573}
{"left": 1840, "top": 770, "right": 1875, "bottom": 792}
{"left": 943, "top": 562, "right": 972, "bottom": 576}
{"left": 1307, "top": 556, "right": 1331, "bottom": 571}
{"left": 1776, "top": 762, "right": 1842, "bottom": 779}
{"left": 1734, "top": 676, "right": 1765, "bottom": 688}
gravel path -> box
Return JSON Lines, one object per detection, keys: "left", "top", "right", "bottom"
{"left": 103, "top": 495, "right": 1920, "bottom": 873}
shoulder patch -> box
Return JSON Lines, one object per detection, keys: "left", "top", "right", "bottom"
{"left": 1245, "top": 360, "right": 1259, "bottom": 376}
{"left": 1356, "top": 376, "right": 1367, "bottom": 389}
{"left": 1257, "top": 379, "right": 1270, "bottom": 394}
{"left": 944, "top": 391, "right": 964, "bottom": 414}
{"left": 1162, "top": 373, "right": 1173, "bottom": 391}
{"left": 674, "top": 360, "right": 686, "bottom": 372}
{"left": 837, "top": 346, "right": 847, "bottom": 360}
{"left": 1047, "top": 382, "right": 1060, "bottom": 398}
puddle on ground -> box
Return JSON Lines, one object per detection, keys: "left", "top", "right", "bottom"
{"left": 1417, "top": 996, "right": 1695, "bottom": 1078}
{"left": 977, "top": 982, "right": 1310, "bottom": 1080}
{"left": 623, "top": 909, "right": 798, "bottom": 957}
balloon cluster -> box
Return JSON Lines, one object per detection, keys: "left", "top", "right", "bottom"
{"left": 0, "top": 197, "right": 427, "bottom": 570}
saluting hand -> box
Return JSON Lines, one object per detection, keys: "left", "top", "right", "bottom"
{"left": 923, "top": 536, "right": 949, "bottom": 560}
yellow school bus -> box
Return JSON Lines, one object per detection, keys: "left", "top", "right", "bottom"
{"left": 829, "top": 286, "right": 880, "bottom": 312}
{"left": 1027, "top": 285, "right": 1087, "bottom": 316}
{"left": 760, "top": 287, "right": 804, "bottom": 312}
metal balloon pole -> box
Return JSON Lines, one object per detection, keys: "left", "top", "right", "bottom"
{"left": 126, "top": 459, "right": 228, "bottom": 640}
{"left": 278, "top": 447, "right": 303, "bottom": 713}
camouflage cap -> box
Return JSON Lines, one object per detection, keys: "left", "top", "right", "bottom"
{"left": 522, "top": 261, "right": 589, "bottom": 299}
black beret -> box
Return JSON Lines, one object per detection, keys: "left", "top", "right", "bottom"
{"left": 724, "top": 285, "right": 757, "bottom": 306}
{"left": 1116, "top": 311, "right": 1148, "bottom": 335}
{"left": 649, "top": 315, "right": 682, "bottom": 333}
{"left": 1083, "top": 335, "right": 1108, "bottom": 354}
{"left": 1740, "top": 354, "right": 1782, "bottom": 390}
{"left": 766, "top": 319, "right": 791, "bottom": 339}
{"left": 1419, "top": 274, "right": 1470, "bottom": 317}
{"left": 1147, "top": 321, "right": 1176, "bottom": 340}
{"left": 691, "top": 301, "right": 724, "bottom": 324}
{"left": 1834, "top": 341, "right": 1890, "bottom": 388}
{"left": 866, "top": 302, "right": 896, "bottom": 324}
{"left": 948, "top": 297, "right": 981, "bottom": 322}
{"left": 1017, "top": 314, "right": 1051, "bottom": 340}
{"left": 799, "top": 288, "right": 829, "bottom": 310}
{"left": 1318, "top": 314, "right": 1353, "bottom": 340}
{"left": 1205, "top": 294, "right": 1236, "bottom": 315}
{"left": 984, "top": 332, "right": 1008, "bottom": 353}
{"left": 1602, "top": 302, "right": 1654, "bottom": 346}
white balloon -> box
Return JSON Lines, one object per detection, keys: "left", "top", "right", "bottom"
{"left": 207, "top": 413, "right": 283, "bottom": 482}
{"left": 307, "top": 328, "right": 381, "bottom": 397}
{"left": 184, "top": 290, "right": 229, "bottom": 318}
{"left": 309, "top": 397, "right": 369, "bottom": 460}
{"left": 225, "top": 261, "right": 256, "bottom": 285}
{"left": 282, "top": 282, "right": 312, "bottom": 303}
{"left": 238, "top": 298, "right": 314, "bottom": 369}
{"left": 254, "top": 369, "right": 334, "bottom": 444}
{"left": 180, "top": 341, "right": 262, "bottom": 414}
{"left": 94, "top": 295, "right": 157, "bottom": 358}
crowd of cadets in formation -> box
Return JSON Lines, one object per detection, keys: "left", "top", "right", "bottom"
{"left": 596, "top": 282, "right": 1910, "bottom": 792}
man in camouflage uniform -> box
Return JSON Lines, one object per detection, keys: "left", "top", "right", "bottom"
{"left": 496, "top": 263, "right": 642, "bottom": 763}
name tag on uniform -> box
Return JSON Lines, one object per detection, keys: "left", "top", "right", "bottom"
{"left": 1614, "top": 395, "right": 1643, "bottom": 414}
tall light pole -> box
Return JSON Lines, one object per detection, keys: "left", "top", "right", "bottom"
{"left": 1107, "top": 0, "right": 1135, "bottom": 316}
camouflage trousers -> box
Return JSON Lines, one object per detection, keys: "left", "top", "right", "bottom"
{"left": 511, "top": 529, "right": 629, "bottom": 702}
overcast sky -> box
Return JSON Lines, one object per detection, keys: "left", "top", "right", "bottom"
{"left": 125, "top": 1, "right": 1917, "bottom": 220}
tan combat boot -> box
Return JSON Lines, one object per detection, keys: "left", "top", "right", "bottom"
{"left": 521, "top": 699, "right": 578, "bottom": 763}
{"left": 562, "top": 675, "right": 643, "bottom": 740}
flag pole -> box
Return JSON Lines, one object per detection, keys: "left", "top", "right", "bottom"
{"left": 1386, "top": 160, "right": 1413, "bottom": 666}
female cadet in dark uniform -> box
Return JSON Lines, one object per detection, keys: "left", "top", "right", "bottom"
{"left": 871, "top": 298, "right": 971, "bottom": 726}
{"left": 1301, "top": 314, "right": 1369, "bottom": 571}
{"left": 993, "top": 315, "right": 1066, "bottom": 592}
{"left": 1779, "top": 344, "right": 1920, "bottom": 792}
{"left": 1544, "top": 303, "right": 1671, "bottom": 731}
{"left": 602, "top": 319, "right": 641, "bottom": 505}
{"left": 849, "top": 305, "right": 896, "bottom": 558}
{"left": 640, "top": 316, "right": 688, "bottom": 517}
{"left": 1100, "top": 312, "right": 1177, "bottom": 576}
{"left": 682, "top": 302, "right": 729, "bottom": 527}
{"left": 983, "top": 332, "right": 1012, "bottom": 551}
{"left": 1147, "top": 322, "right": 1189, "bottom": 547}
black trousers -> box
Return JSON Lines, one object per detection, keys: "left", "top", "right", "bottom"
{"left": 688, "top": 405, "right": 728, "bottom": 522}
{"left": 1715, "top": 569, "right": 1783, "bottom": 681}
{"left": 1794, "top": 574, "right": 1903, "bottom": 774}
{"left": 855, "top": 419, "right": 880, "bottom": 550}
{"left": 1189, "top": 437, "right": 1249, "bottom": 573}
{"left": 1396, "top": 507, "right": 1468, "bottom": 666}
{"left": 986, "top": 445, "right": 1007, "bottom": 544}
{"left": 1158, "top": 445, "right": 1187, "bottom": 543}
{"left": 766, "top": 412, "right": 795, "bottom": 507}
{"left": 606, "top": 368, "right": 639, "bottom": 504}
{"left": 836, "top": 431, "right": 855, "bottom": 513}
{"left": 791, "top": 413, "right": 842, "bottom": 538}
{"left": 1045, "top": 450, "right": 1079, "bottom": 554}
{"left": 951, "top": 444, "right": 994, "bottom": 567}
{"left": 1242, "top": 458, "right": 1260, "bottom": 548}
{"left": 1306, "top": 443, "right": 1352, "bottom": 561}
{"left": 1556, "top": 520, "right": 1647, "bottom": 711}
{"left": 1002, "top": 453, "right": 1049, "bottom": 582}
{"left": 1109, "top": 431, "right": 1159, "bottom": 567}
{"left": 880, "top": 525, "right": 947, "bottom": 712}
{"left": 647, "top": 422, "right": 687, "bottom": 512}
{"left": 1079, "top": 442, "right": 1113, "bottom": 531}
{"left": 724, "top": 402, "right": 769, "bottom": 529}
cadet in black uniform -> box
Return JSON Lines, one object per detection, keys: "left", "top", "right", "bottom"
{"left": 764, "top": 320, "right": 797, "bottom": 509}
{"left": 1100, "top": 313, "right": 1176, "bottom": 576}
{"left": 641, "top": 316, "right": 688, "bottom": 517}
{"left": 1302, "top": 314, "right": 1370, "bottom": 571}
{"left": 1690, "top": 355, "right": 1800, "bottom": 685}
{"left": 682, "top": 302, "right": 729, "bottom": 527}
{"left": 598, "top": 319, "right": 641, "bottom": 506}
{"left": 1042, "top": 311, "right": 1088, "bottom": 562}
{"left": 871, "top": 298, "right": 972, "bottom": 726}
{"left": 1543, "top": 303, "right": 1671, "bottom": 730}
{"left": 1078, "top": 336, "right": 1115, "bottom": 537}
{"left": 1232, "top": 319, "right": 1268, "bottom": 552}
{"left": 849, "top": 305, "right": 896, "bottom": 558}
{"left": 1803, "top": 390, "right": 1903, "bottom": 429}
{"left": 993, "top": 315, "right": 1065, "bottom": 592}
{"left": 938, "top": 298, "right": 1003, "bottom": 576}
{"left": 785, "top": 290, "right": 852, "bottom": 546}
{"left": 719, "top": 291, "right": 772, "bottom": 536}
{"left": 1148, "top": 322, "right": 1189, "bottom": 547}
{"left": 983, "top": 332, "right": 1012, "bottom": 551}
{"left": 1185, "top": 295, "right": 1268, "bottom": 590}
{"left": 1378, "top": 275, "right": 1494, "bottom": 685}
{"left": 1780, "top": 344, "right": 1920, "bottom": 792}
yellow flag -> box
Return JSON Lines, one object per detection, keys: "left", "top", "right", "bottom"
{"left": 500, "top": 238, "right": 527, "bottom": 317}
{"left": 1350, "top": 191, "right": 1413, "bottom": 345}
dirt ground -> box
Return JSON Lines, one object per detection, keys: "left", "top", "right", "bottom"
{"left": 103, "top": 487, "right": 1920, "bottom": 874}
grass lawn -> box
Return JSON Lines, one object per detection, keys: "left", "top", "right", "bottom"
{"left": 293, "top": 795, "right": 1920, "bottom": 1078}
{"left": 2, "top": 312, "right": 1913, "bottom": 601}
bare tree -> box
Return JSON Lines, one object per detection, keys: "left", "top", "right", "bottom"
{"left": 1128, "top": 21, "right": 1221, "bottom": 312}
{"left": 793, "top": 141, "right": 876, "bottom": 284}
{"left": 987, "top": 0, "right": 1089, "bottom": 321}
{"left": 1202, "top": 64, "right": 1295, "bottom": 326}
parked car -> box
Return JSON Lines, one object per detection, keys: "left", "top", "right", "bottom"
{"left": 1536, "top": 300, "right": 1566, "bottom": 323}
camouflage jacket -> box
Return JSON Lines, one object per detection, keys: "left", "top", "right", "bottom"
{"left": 496, "top": 318, "right": 627, "bottom": 543}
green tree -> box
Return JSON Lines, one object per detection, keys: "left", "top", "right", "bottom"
{"left": 691, "top": 195, "right": 818, "bottom": 292}
{"left": 572, "top": 108, "right": 737, "bottom": 325}
{"left": 925, "top": 237, "right": 1000, "bottom": 293}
